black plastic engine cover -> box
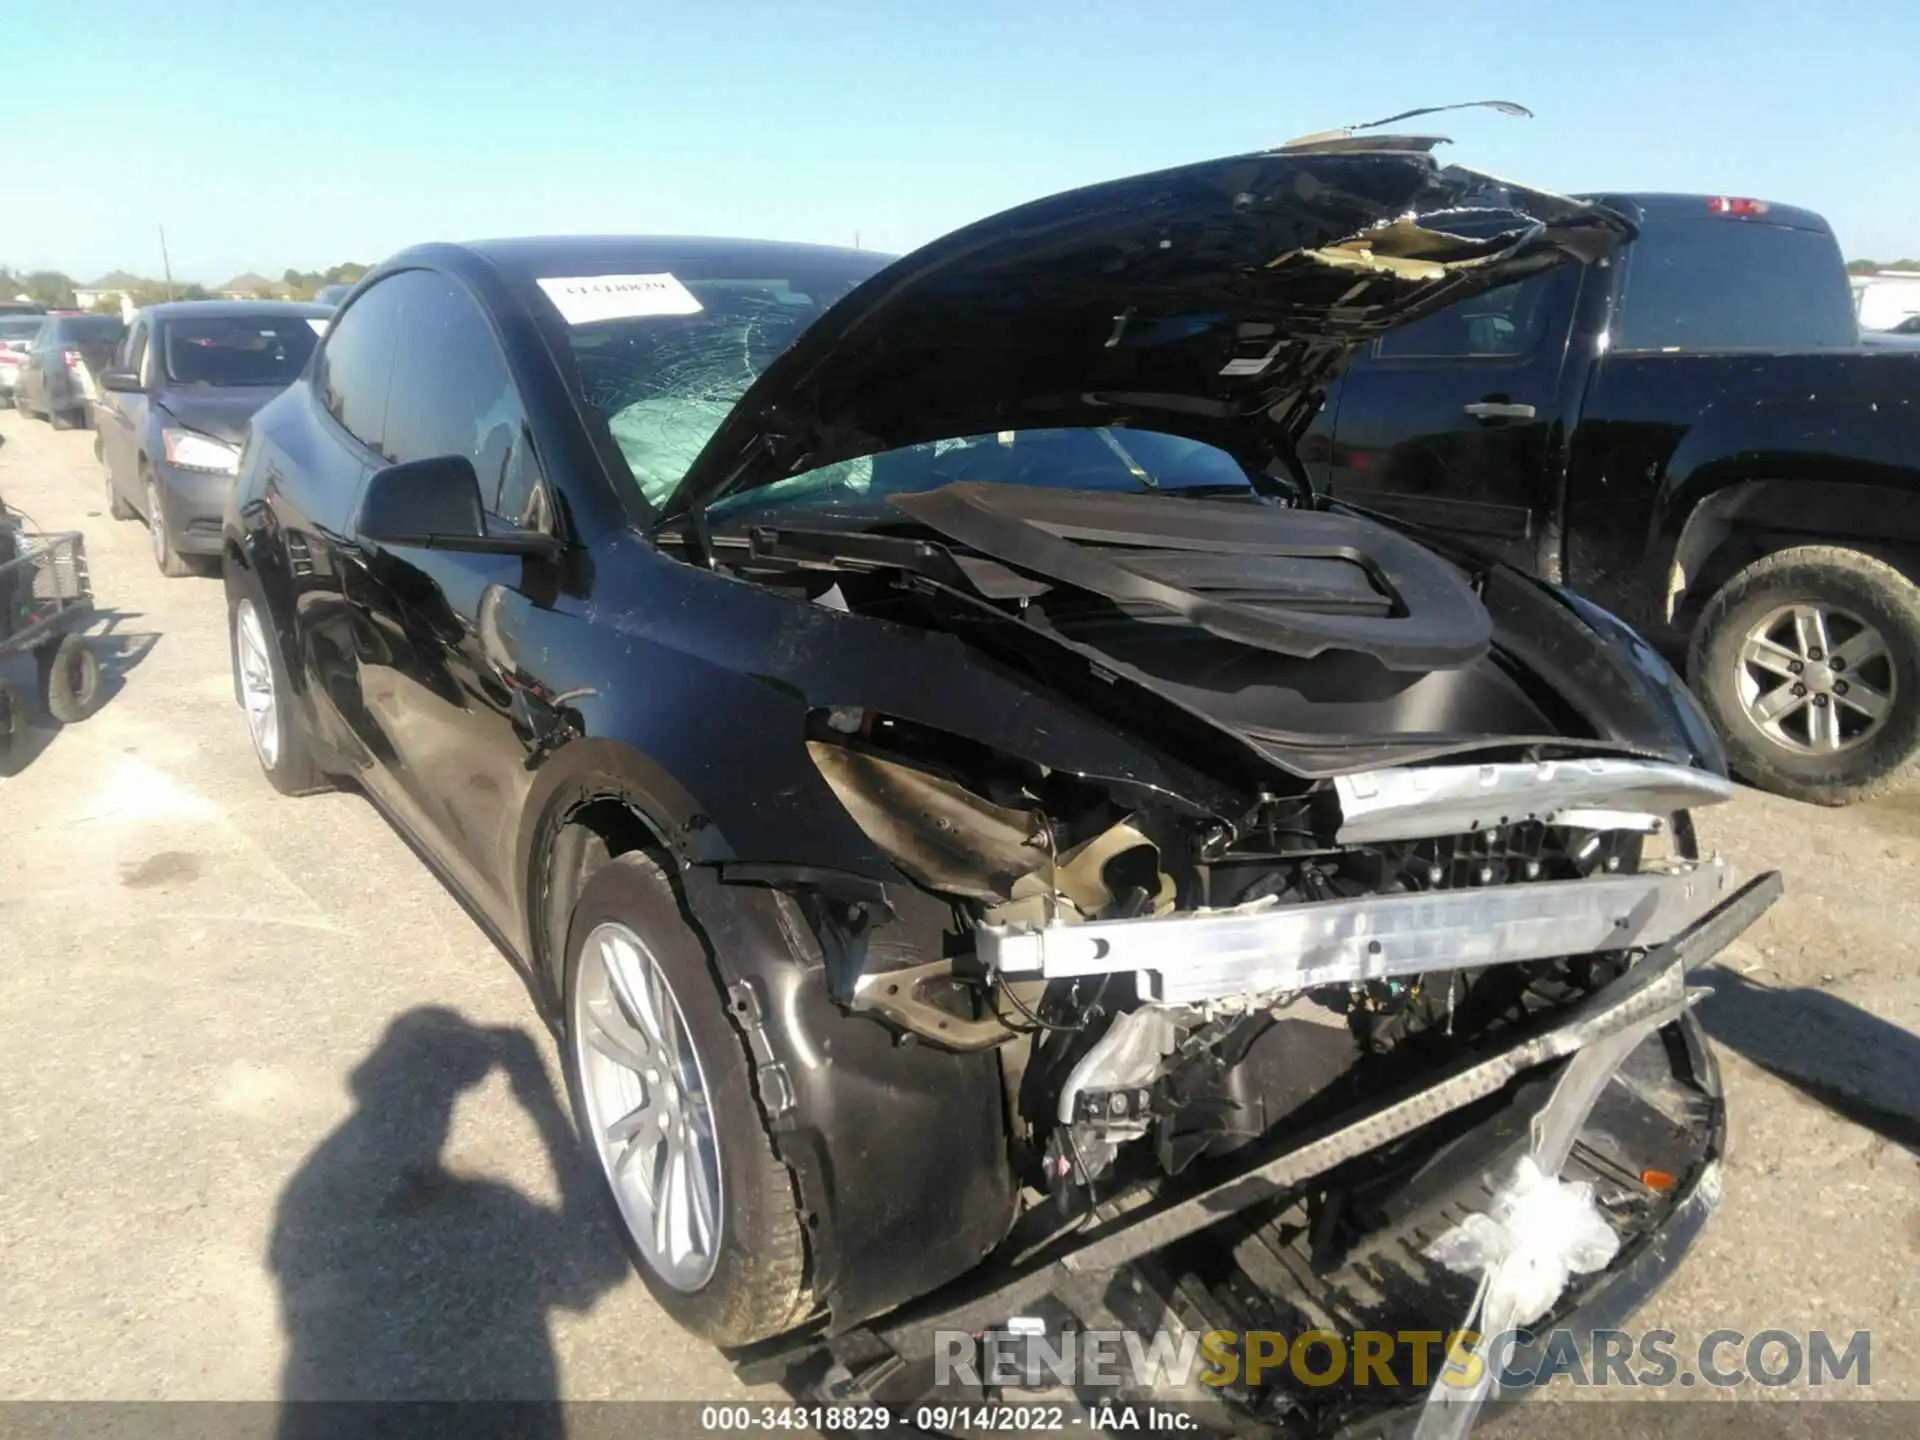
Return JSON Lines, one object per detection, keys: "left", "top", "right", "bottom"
{"left": 889, "top": 483, "right": 1494, "bottom": 672}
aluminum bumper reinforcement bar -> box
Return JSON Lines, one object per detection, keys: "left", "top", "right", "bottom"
{"left": 979, "top": 858, "right": 1733, "bottom": 1004}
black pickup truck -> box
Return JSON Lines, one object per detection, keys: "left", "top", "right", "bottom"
{"left": 1303, "top": 192, "right": 1920, "bottom": 805}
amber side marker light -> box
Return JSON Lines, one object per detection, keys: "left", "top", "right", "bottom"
{"left": 1641, "top": 1167, "right": 1679, "bottom": 1193}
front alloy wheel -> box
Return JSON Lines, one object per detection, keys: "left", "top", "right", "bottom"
{"left": 560, "top": 852, "right": 811, "bottom": 1343}
{"left": 148, "top": 475, "right": 190, "bottom": 577}
{"left": 235, "top": 598, "right": 280, "bottom": 771}
{"left": 226, "top": 569, "right": 323, "bottom": 795}
{"left": 572, "top": 920, "right": 723, "bottom": 1291}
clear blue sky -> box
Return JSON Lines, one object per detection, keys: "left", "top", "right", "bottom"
{"left": 8, "top": 0, "right": 1917, "bottom": 284}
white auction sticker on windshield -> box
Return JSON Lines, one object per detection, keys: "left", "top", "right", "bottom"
{"left": 306, "top": 318, "right": 329, "bottom": 336}
{"left": 537, "top": 272, "right": 704, "bottom": 325}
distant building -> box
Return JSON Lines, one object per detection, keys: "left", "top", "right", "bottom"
{"left": 217, "top": 272, "right": 296, "bottom": 301}
{"left": 72, "top": 270, "right": 146, "bottom": 311}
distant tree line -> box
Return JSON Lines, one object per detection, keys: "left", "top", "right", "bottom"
{"left": 1, "top": 269, "right": 85, "bottom": 308}
{"left": 1848, "top": 259, "right": 1920, "bottom": 275}
{"left": 1, "top": 262, "right": 371, "bottom": 311}
{"left": 280, "top": 263, "right": 370, "bottom": 299}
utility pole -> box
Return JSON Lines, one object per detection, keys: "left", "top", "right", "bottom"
{"left": 158, "top": 224, "right": 175, "bottom": 301}
{"left": 853, "top": 230, "right": 862, "bottom": 251}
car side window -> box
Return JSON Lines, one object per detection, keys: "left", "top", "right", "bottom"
{"left": 125, "top": 324, "right": 149, "bottom": 384}
{"left": 1373, "top": 271, "right": 1558, "bottom": 361}
{"left": 316, "top": 276, "right": 406, "bottom": 453}
{"left": 380, "top": 269, "right": 543, "bottom": 525}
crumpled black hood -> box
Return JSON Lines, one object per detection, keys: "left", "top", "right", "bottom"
{"left": 662, "top": 136, "right": 1632, "bottom": 520}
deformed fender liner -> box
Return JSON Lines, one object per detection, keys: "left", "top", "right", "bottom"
{"left": 515, "top": 737, "right": 927, "bottom": 1001}
{"left": 676, "top": 864, "right": 1019, "bottom": 1332}
{"left": 512, "top": 742, "right": 1016, "bottom": 1326}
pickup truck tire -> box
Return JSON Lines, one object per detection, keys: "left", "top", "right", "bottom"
{"left": 1690, "top": 546, "right": 1920, "bottom": 805}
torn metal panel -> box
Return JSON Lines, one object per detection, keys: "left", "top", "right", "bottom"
{"left": 979, "top": 860, "right": 1733, "bottom": 1004}
{"left": 1294, "top": 216, "right": 1544, "bottom": 282}
{"left": 1333, "top": 756, "right": 1734, "bottom": 843}
{"left": 1280, "top": 100, "right": 1534, "bottom": 152}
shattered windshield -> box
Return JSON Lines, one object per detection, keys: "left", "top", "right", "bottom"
{"left": 556, "top": 261, "right": 881, "bottom": 509}
{"left": 708, "top": 427, "right": 1255, "bottom": 524}
{"left": 551, "top": 257, "right": 1255, "bottom": 517}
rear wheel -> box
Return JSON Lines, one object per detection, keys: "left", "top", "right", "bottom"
{"left": 1690, "top": 545, "right": 1920, "bottom": 805}
{"left": 228, "top": 565, "right": 324, "bottom": 795}
{"left": 49, "top": 404, "right": 76, "bottom": 431}
{"left": 561, "top": 851, "right": 812, "bottom": 1344}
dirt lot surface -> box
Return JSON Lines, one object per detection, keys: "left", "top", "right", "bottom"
{"left": 0, "top": 408, "right": 1914, "bottom": 1413}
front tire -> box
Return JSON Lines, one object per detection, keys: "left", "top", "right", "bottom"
{"left": 146, "top": 470, "right": 192, "bottom": 577}
{"left": 105, "top": 466, "right": 135, "bottom": 521}
{"left": 561, "top": 851, "right": 811, "bottom": 1345}
{"left": 227, "top": 565, "right": 325, "bottom": 795}
{"left": 1690, "top": 545, "right": 1920, "bottom": 805}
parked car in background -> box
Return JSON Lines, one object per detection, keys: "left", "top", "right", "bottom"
{"left": 12, "top": 313, "right": 124, "bottom": 429}
{"left": 0, "top": 316, "right": 45, "bottom": 406}
{"left": 96, "top": 301, "right": 328, "bottom": 575}
{"left": 220, "top": 138, "right": 1771, "bottom": 1435}
{"left": 1302, "top": 192, "right": 1920, "bottom": 805}
{"left": 311, "top": 282, "right": 352, "bottom": 307}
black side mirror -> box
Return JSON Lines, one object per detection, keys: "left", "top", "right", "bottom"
{"left": 359, "top": 455, "right": 562, "bottom": 560}
{"left": 99, "top": 367, "right": 141, "bottom": 393}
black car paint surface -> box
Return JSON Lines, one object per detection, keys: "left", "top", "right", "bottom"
{"left": 224, "top": 142, "right": 1746, "bottom": 1402}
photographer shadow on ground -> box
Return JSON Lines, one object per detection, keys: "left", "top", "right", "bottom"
{"left": 1693, "top": 965, "right": 1920, "bottom": 1154}
{"left": 271, "top": 1007, "right": 629, "bottom": 1439}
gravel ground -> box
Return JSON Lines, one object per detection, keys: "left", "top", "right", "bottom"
{"left": 0, "top": 408, "right": 1913, "bottom": 1414}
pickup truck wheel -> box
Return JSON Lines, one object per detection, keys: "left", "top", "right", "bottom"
{"left": 561, "top": 850, "right": 812, "bottom": 1345}
{"left": 1690, "top": 546, "right": 1920, "bottom": 805}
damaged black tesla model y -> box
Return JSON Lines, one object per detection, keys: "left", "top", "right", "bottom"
{"left": 224, "top": 133, "right": 1779, "bottom": 1429}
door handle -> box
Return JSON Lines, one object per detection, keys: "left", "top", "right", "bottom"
{"left": 1463, "top": 401, "right": 1536, "bottom": 421}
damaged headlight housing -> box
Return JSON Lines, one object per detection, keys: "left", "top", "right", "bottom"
{"left": 804, "top": 709, "right": 1175, "bottom": 930}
